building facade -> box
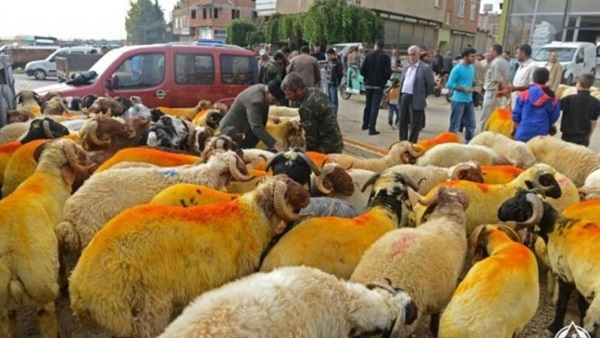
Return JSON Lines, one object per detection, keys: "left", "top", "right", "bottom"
{"left": 171, "top": 0, "right": 257, "bottom": 42}
{"left": 445, "top": 0, "right": 481, "bottom": 56}
{"left": 501, "top": 0, "right": 600, "bottom": 51}
{"left": 475, "top": 12, "right": 500, "bottom": 53}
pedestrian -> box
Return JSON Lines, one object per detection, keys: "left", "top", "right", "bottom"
{"left": 312, "top": 43, "right": 326, "bottom": 61}
{"left": 219, "top": 80, "right": 287, "bottom": 151}
{"left": 442, "top": 51, "right": 454, "bottom": 76}
{"left": 559, "top": 73, "right": 599, "bottom": 147}
{"left": 281, "top": 73, "right": 344, "bottom": 153}
{"left": 258, "top": 49, "right": 270, "bottom": 71}
{"left": 446, "top": 47, "right": 477, "bottom": 143}
{"left": 279, "top": 46, "right": 291, "bottom": 77}
{"left": 432, "top": 49, "right": 444, "bottom": 75}
{"left": 325, "top": 48, "right": 343, "bottom": 115}
{"left": 398, "top": 45, "right": 435, "bottom": 143}
{"left": 346, "top": 46, "right": 358, "bottom": 68}
{"left": 508, "top": 44, "right": 538, "bottom": 104}
{"left": 545, "top": 51, "right": 564, "bottom": 93}
{"left": 287, "top": 45, "right": 321, "bottom": 88}
{"left": 480, "top": 44, "right": 509, "bottom": 132}
{"left": 360, "top": 40, "right": 392, "bottom": 135}
{"left": 391, "top": 48, "right": 401, "bottom": 73}
{"left": 473, "top": 54, "right": 487, "bottom": 108}
{"left": 260, "top": 51, "right": 286, "bottom": 85}
{"left": 511, "top": 67, "right": 560, "bottom": 142}
{"left": 385, "top": 77, "right": 401, "bottom": 129}
{"left": 503, "top": 51, "right": 518, "bottom": 83}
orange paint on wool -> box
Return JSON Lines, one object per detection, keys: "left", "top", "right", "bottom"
{"left": 441, "top": 180, "right": 490, "bottom": 193}
{"left": 0, "top": 141, "right": 22, "bottom": 155}
{"left": 390, "top": 232, "right": 419, "bottom": 257}
{"left": 480, "top": 165, "right": 524, "bottom": 184}
{"left": 306, "top": 151, "right": 330, "bottom": 167}
{"left": 416, "top": 132, "right": 460, "bottom": 152}
{"left": 96, "top": 148, "right": 200, "bottom": 172}
{"left": 563, "top": 200, "right": 600, "bottom": 222}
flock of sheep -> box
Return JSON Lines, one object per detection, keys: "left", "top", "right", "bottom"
{"left": 0, "top": 88, "right": 599, "bottom": 338}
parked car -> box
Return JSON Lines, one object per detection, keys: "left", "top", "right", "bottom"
{"left": 34, "top": 43, "right": 259, "bottom": 108}
{"left": 25, "top": 46, "right": 99, "bottom": 80}
{"left": 532, "top": 41, "right": 598, "bottom": 84}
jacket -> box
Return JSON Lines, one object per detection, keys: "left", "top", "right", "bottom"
{"left": 287, "top": 53, "right": 321, "bottom": 87}
{"left": 546, "top": 62, "right": 563, "bottom": 93}
{"left": 327, "top": 59, "right": 343, "bottom": 86}
{"left": 512, "top": 84, "right": 561, "bottom": 142}
{"left": 360, "top": 49, "right": 391, "bottom": 88}
{"left": 399, "top": 61, "right": 435, "bottom": 111}
{"left": 298, "top": 88, "right": 344, "bottom": 153}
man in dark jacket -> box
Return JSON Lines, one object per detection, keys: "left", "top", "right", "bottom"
{"left": 432, "top": 49, "right": 444, "bottom": 75}
{"left": 360, "top": 40, "right": 392, "bottom": 135}
{"left": 282, "top": 73, "right": 344, "bottom": 153}
{"left": 326, "top": 48, "right": 344, "bottom": 115}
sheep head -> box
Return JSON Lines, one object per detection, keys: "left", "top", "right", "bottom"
{"left": 189, "top": 126, "right": 214, "bottom": 154}
{"left": 255, "top": 174, "right": 311, "bottom": 233}
{"left": 40, "top": 91, "right": 62, "bottom": 103}
{"left": 8, "top": 109, "right": 35, "bottom": 124}
{"left": 63, "top": 96, "right": 83, "bottom": 111}
{"left": 212, "top": 102, "right": 229, "bottom": 115}
{"left": 89, "top": 97, "right": 124, "bottom": 116}
{"left": 361, "top": 172, "right": 420, "bottom": 219}
{"left": 19, "top": 118, "right": 70, "bottom": 144}
{"left": 450, "top": 161, "right": 484, "bottom": 183}
{"left": 521, "top": 166, "right": 562, "bottom": 199}
{"left": 468, "top": 224, "right": 522, "bottom": 264}
{"left": 388, "top": 141, "right": 423, "bottom": 164}
{"left": 147, "top": 115, "right": 191, "bottom": 150}
{"left": 204, "top": 110, "right": 224, "bottom": 130}
{"left": 201, "top": 135, "right": 239, "bottom": 161}
{"left": 15, "top": 90, "right": 42, "bottom": 106}
{"left": 81, "top": 94, "right": 99, "bottom": 110}
{"left": 195, "top": 99, "right": 212, "bottom": 112}
{"left": 33, "top": 139, "right": 94, "bottom": 187}
{"left": 413, "top": 186, "right": 470, "bottom": 223}
{"left": 205, "top": 150, "right": 254, "bottom": 185}
{"left": 265, "top": 148, "right": 321, "bottom": 188}
{"left": 41, "top": 96, "right": 69, "bottom": 115}
{"left": 497, "top": 190, "right": 546, "bottom": 230}
{"left": 364, "top": 279, "right": 418, "bottom": 335}
{"left": 314, "top": 163, "right": 354, "bottom": 196}
{"left": 113, "top": 96, "right": 133, "bottom": 113}
{"left": 80, "top": 115, "right": 147, "bottom": 151}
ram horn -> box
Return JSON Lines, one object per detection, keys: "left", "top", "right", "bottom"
{"left": 85, "top": 120, "right": 111, "bottom": 147}
{"left": 42, "top": 119, "right": 54, "bottom": 139}
{"left": 228, "top": 155, "right": 254, "bottom": 182}
{"left": 314, "top": 164, "right": 336, "bottom": 195}
{"left": 451, "top": 163, "right": 475, "bottom": 180}
{"left": 273, "top": 180, "right": 300, "bottom": 221}
{"left": 517, "top": 193, "right": 544, "bottom": 227}
{"left": 360, "top": 173, "right": 381, "bottom": 193}
{"left": 394, "top": 173, "right": 420, "bottom": 192}
{"left": 366, "top": 280, "right": 396, "bottom": 294}
{"left": 418, "top": 188, "right": 440, "bottom": 207}
{"left": 495, "top": 224, "right": 522, "bottom": 243}
{"left": 531, "top": 172, "right": 555, "bottom": 196}
{"left": 296, "top": 151, "right": 321, "bottom": 176}
{"left": 407, "top": 143, "right": 423, "bottom": 157}
{"left": 63, "top": 142, "right": 92, "bottom": 173}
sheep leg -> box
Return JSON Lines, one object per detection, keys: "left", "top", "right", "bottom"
{"left": 38, "top": 302, "right": 59, "bottom": 338}
{"left": 547, "top": 279, "right": 574, "bottom": 334}
{"left": 577, "top": 293, "right": 590, "bottom": 325}
{"left": 0, "top": 310, "right": 18, "bottom": 338}
{"left": 132, "top": 294, "right": 174, "bottom": 338}
{"left": 429, "top": 312, "right": 440, "bottom": 336}
{"left": 583, "top": 296, "right": 599, "bottom": 335}
{"left": 58, "top": 246, "right": 69, "bottom": 294}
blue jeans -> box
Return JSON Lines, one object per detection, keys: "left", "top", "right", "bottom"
{"left": 328, "top": 83, "right": 339, "bottom": 115}
{"left": 388, "top": 103, "right": 399, "bottom": 125}
{"left": 362, "top": 87, "right": 384, "bottom": 132}
{"left": 449, "top": 101, "right": 476, "bottom": 142}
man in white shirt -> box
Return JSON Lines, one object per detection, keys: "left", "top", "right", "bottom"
{"left": 509, "top": 44, "right": 538, "bottom": 104}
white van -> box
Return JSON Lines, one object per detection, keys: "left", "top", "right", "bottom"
{"left": 532, "top": 41, "right": 597, "bottom": 84}
{"left": 25, "top": 46, "right": 99, "bottom": 80}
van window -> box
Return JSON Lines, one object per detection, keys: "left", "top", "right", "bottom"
{"left": 220, "top": 54, "right": 257, "bottom": 85}
{"left": 175, "top": 53, "right": 214, "bottom": 84}
{"left": 576, "top": 49, "right": 584, "bottom": 63}
{"left": 533, "top": 48, "right": 575, "bottom": 62}
{"left": 113, "top": 53, "right": 165, "bottom": 89}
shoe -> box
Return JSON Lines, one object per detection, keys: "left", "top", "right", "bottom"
{"left": 389, "top": 124, "right": 396, "bottom": 130}
{"left": 361, "top": 126, "right": 368, "bottom": 130}
{"left": 369, "top": 130, "right": 381, "bottom": 135}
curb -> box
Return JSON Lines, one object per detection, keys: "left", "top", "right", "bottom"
{"left": 342, "top": 137, "right": 388, "bottom": 159}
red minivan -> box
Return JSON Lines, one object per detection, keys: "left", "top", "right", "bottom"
{"left": 34, "top": 43, "right": 259, "bottom": 108}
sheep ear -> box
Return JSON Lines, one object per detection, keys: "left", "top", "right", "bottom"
{"left": 61, "top": 165, "right": 76, "bottom": 187}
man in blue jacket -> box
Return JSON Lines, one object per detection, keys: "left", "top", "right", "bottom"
{"left": 511, "top": 67, "right": 561, "bottom": 142}
{"left": 446, "top": 47, "right": 477, "bottom": 142}
{"left": 360, "top": 40, "right": 391, "bottom": 135}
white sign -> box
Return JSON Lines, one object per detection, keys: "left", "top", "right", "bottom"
{"left": 554, "top": 321, "right": 591, "bottom": 338}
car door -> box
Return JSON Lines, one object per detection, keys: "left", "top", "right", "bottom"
{"left": 574, "top": 48, "right": 585, "bottom": 78}
{"left": 106, "top": 52, "right": 168, "bottom": 108}
{"left": 170, "top": 51, "right": 216, "bottom": 107}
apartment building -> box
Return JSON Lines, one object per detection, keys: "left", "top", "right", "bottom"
{"left": 171, "top": 0, "right": 257, "bottom": 42}
{"left": 445, "top": 0, "right": 480, "bottom": 56}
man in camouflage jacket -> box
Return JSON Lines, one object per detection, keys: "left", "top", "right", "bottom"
{"left": 260, "top": 51, "right": 286, "bottom": 85}
{"left": 281, "top": 73, "right": 344, "bottom": 154}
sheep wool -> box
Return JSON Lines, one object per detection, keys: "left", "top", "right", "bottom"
{"left": 68, "top": 175, "right": 310, "bottom": 337}
{"left": 439, "top": 225, "right": 539, "bottom": 338}
{"left": 328, "top": 141, "right": 423, "bottom": 172}
{"left": 150, "top": 183, "right": 239, "bottom": 207}
{"left": 95, "top": 147, "right": 200, "bottom": 173}
{"left": 159, "top": 266, "right": 416, "bottom": 338}
{"left": 1, "top": 139, "right": 47, "bottom": 197}
{"left": 415, "top": 131, "right": 460, "bottom": 153}
{"left": 562, "top": 199, "right": 600, "bottom": 223}
{"left": 480, "top": 165, "right": 523, "bottom": 184}
{"left": 469, "top": 131, "right": 537, "bottom": 168}
{"left": 483, "top": 106, "right": 513, "bottom": 138}
{"left": 416, "top": 143, "right": 511, "bottom": 167}
{"left": 57, "top": 150, "right": 251, "bottom": 254}
{"left": 579, "top": 168, "right": 600, "bottom": 200}
{"left": 351, "top": 187, "right": 470, "bottom": 337}
{"left": 0, "top": 141, "right": 21, "bottom": 187}
{"left": 0, "top": 139, "right": 89, "bottom": 337}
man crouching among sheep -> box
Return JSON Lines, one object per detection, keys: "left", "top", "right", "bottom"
{"left": 281, "top": 73, "right": 344, "bottom": 154}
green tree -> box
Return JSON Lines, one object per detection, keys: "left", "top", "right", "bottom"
{"left": 226, "top": 19, "right": 256, "bottom": 46}
{"left": 125, "top": 0, "right": 168, "bottom": 45}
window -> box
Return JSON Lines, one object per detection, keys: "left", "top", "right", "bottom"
{"left": 492, "top": 25, "right": 499, "bottom": 36}
{"left": 445, "top": 10, "right": 451, "bottom": 24}
{"left": 434, "top": 0, "right": 442, "bottom": 8}
{"left": 576, "top": 49, "right": 584, "bottom": 63}
{"left": 203, "top": 8, "right": 207, "bottom": 19}
{"left": 469, "top": 3, "right": 477, "bottom": 20}
{"left": 113, "top": 53, "right": 165, "bottom": 89}
{"left": 191, "top": 9, "right": 196, "bottom": 19}
{"left": 231, "top": 9, "right": 240, "bottom": 19}
{"left": 175, "top": 53, "right": 214, "bottom": 84}
{"left": 214, "top": 8, "right": 218, "bottom": 18}
{"left": 220, "top": 54, "right": 257, "bottom": 85}
{"left": 457, "top": 0, "right": 465, "bottom": 18}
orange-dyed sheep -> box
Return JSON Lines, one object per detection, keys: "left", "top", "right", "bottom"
{"left": 483, "top": 106, "right": 513, "bottom": 138}
{"left": 415, "top": 132, "right": 461, "bottom": 153}
{"left": 95, "top": 147, "right": 200, "bottom": 173}
{"left": 480, "top": 165, "right": 524, "bottom": 184}
{"left": 150, "top": 183, "right": 240, "bottom": 207}
{"left": 562, "top": 199, "right": 600, "bottom": 223}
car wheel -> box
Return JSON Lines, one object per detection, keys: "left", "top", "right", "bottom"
{"left": 339, "top": 84, "right": 351, "bottom": 100}
{"left": 33, "top": 69, "right": 47, "bottom": 80}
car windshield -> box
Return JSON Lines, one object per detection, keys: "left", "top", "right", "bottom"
{"left": 87, "top": 48, "right": 123, "bottom": 82}
{"left": 533, "top": 48, "right": 575, "bottom": 62}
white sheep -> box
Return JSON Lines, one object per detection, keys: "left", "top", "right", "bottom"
{"left": 328, "top": 141, "right": 424, "bottom": 172}
{"left": 527, "top": 135, "right": 600, "bottom": 187}
{"left": 0, "top": 139, "right": 91, "bottom": 337}
{"left": 56, "top": 150, "right": 252, "bottom": 254}
{"left": 350, "top": 187, "right": 471, "bottom": 337}
{"left": 579, "top": 168, "right": 600, "bottom": 200}
{"left": 469, "top": 131, "right": 537, "bottom": 168}
{"left": 159, "top": 266, "right": 417, "bottom": 338}
{"left": 241, "top": 148, "right": 275, "bottom": 170}
{"left": 416, "top": 143, "right": 512, "bottom": 167}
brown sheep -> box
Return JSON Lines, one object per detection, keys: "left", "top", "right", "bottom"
{"left": 15, "top": 90, "right": 42, "bottom": 116}
{"left": 88, "top": 97, "right": 124, "bottom": 116}
{"left": 7, "top": 110, "right": 35, "bottom": 124}
{"left": 41, "top": 96, "right": 69, "bottom": 116}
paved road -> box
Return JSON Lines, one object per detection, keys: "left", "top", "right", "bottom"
{"left": 14, "top": 73, "right": 599, "bottom": 152}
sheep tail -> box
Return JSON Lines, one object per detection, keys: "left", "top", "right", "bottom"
{"left": 56, "top": 220, "right": 81, "bottom": 253}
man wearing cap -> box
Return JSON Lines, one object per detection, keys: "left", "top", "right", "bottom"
{"left": 281, "top": 73, "right": 344, "bottom": 154}
{"left": 219, "top": 80, "right": 286, "bottom": 151}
